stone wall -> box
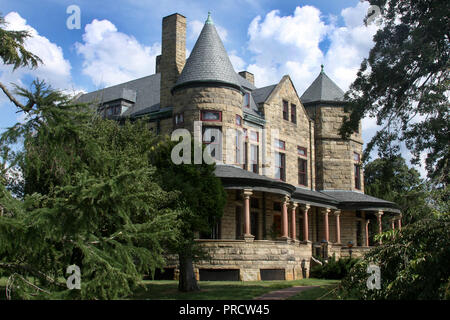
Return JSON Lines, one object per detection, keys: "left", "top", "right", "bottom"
{"left": 306, "top": 104, "right": 363, "bottom": 192}
{"left": 260, "top": 76, "right": 315, "bottom": 189}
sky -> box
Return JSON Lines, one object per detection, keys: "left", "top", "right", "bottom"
{"left": 0, "top": 0, "right": 427, "bottom": 177}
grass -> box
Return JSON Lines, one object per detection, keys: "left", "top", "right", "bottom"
{"left": 130, "top": 278, "right": 339, "bottom": 300}
{"left": 0, "top": 277, "right": 340, "bottom": 300}
{"left": 288, "top": 283, "right": 340, "bottom": 300}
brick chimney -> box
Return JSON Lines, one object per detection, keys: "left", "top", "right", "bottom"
{"left": 160, "top": 13, "right": 186, "bottom": 108}
{"left": 238, "top": 71, "right": 254, "bottom": 85}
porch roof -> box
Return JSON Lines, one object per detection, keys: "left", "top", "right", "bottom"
{"left": 214, "top": 164, "right": 401, "bottom": 214}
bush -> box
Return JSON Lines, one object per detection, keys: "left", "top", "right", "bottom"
{"left": 310, "top": 254, "right": 359, "bottom": 280}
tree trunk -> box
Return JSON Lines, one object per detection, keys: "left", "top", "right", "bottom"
{"left": 178, "top": 251, "right": 199, "bottom": 292}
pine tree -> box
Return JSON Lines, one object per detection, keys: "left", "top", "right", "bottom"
{"left": 0, "top": 80, "right": 180, "bottom": 299}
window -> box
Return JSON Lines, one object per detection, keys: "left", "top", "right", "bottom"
{"left": 243, "top": 93, "right": 250, "bottom": 108}
{"left": 354, "top": 152, "right": 361, "bottom": 190}
{"left": 273, "top": 202, "right": 281, "bottom": 211}
{"left": 201, "top": 110, "right": 222, "bottom": 121}
{"left": 174, "top": 112, "right": 184, "bottom": 125}
{"left": 298, "top": 158, "right": 308, "bottom": 186}
{"left": 235, "top": 129, "right": 244, "bottom": 164}
{"left": 297, "top": 146, "right": 307, "bottom": 157}
{"left": 251, "top": 198, "right": 259, "bottom": 209}
{"left": 235, "top": 114, "right": 242, "bottom": 126}
{"left": 250, "top": 144, "right": 259, "bottom": 174}
{"left": 203, "top": 126, "right": 222, "bottom": 161}
{"left": 275, "top": 152, "right": 286, "bottom": 181}
{"left": 355, "top": 164, "right": 361, "bottom": 190}
{"left": 114, "top": 105, "right": 121, "bottom": 115}
{"left": 244, "top": 141, "right": 248, "bottom": 170}
{"left": 249, "top": 130, "right": 259, "bottom": 142}
{"left": 274, "top": 139, "right": 286, "bottom": 150}
{"left": 291, "top": 104, "right": 297, "bottom": 124}
{"left": 282, "top": 100, "right": 289, "bottom": 120}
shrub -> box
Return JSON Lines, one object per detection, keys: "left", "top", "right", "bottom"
{"left": 310, "top": 254, "right": 359, "bottom": 280}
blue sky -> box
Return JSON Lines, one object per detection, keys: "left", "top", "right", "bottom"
{"left": 0, "top": 0, "right": 427, "bottom": 176}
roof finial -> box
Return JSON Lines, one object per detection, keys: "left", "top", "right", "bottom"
{"left": 321, "top": 64, "right": 324, "bottom": 74}
{"left": 206, "top": 11, "right": 214, "bottom": 25}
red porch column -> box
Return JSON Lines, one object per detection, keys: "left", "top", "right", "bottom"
{"left": 376, "top": 211, "right": 383, "bottom": 244}
{"left": 301, "top": 204, "right": 311, "bottom": 242}
{"left": 322, "top": 208, "right": 330, "bottom": 242}
{"left": 397, "top": 214, "right": 402, "bottom": 230}
{"left": 391, "top": 218, "right": 396, "bottom": 231}
{"left": 290, "top": 202, "right": 298, "bottom": 241}
{"left": 243, "top": 189, "right": 253, "bottom": 240}
{"left": 365, "top": 220, "right": 370, "bottom": 247}
{"left": 281, "top": 196, "right": 290, "bottom": 239}
{"left": 334, "top": 210, "right": 341, "bottom": 244}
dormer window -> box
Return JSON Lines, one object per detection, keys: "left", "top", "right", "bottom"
{"left": 243, "top": 93, "right": 250, "bottom": 108}
{"left": 201, "top": 110, "right": 222, "bottom": 121}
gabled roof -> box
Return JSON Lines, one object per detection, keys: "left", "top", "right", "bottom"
{"left": 173, "top": 13, "right": 242, "bottom": 92}
{"left": 252, "top": 85, "right": 277, "bottom": 105}
{"left": 300, "top": 66, "right": 345, "bottom": 105}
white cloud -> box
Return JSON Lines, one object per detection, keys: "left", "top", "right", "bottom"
{"left": 75, "top": 19, "right": 161, "bottom": 87}
{"left": 229, "top": 50, "right": 246, "bottom": 71}
{"left": 245, "top": 2, "right": 379, "bottom": 93}
{"left": 246, "top": 6, "right": 328, "bottom": 89}
{"left": 0, "top": 12, "right": 74, "bottom": 105}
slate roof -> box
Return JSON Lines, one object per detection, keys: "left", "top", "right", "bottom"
{"left": 214, "top": 164, "right": 400, "bottom": 213}
{"left": 300, "top": 67, "right": 345, "bottom": 105}
{"left": 173, "top": 15, "right": 242, "bottom": 92}
{"left": 252, "top": 85, "right": 277, "bottom": 105}
{"left": 76, "top": 74, "right": 161, "bottom": 118}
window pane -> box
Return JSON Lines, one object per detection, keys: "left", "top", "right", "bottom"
{"left": 202, "top": 111, "right": 221, "bottom": 121}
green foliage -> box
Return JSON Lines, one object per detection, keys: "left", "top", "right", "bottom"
{"left": 0, "top": 13, "right": 42, "bottom": 69}
{"left": 310, "top": 255, "right": 359, "bottom": 280}
{"left": 340, "top": 0, "right": 450, "bottom": 184}
{"left": 150, "top": 137, "right": 227, "bottom": 291}
{"left": 339, "top": 215, "right": 450, "bottom": 300}
{"left": 0, "top": 80, "right": 180, "bottom": 299}
{"left": 364, "top": 156, "right": 430, "bottom": 224}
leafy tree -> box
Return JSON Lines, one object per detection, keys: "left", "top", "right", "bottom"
{"left": 364, "top": 156, "right": 430, "bottom": 224}
{"left": 0, "top": 80, "right": 180, "bottom": 299}
{"left": 339, "top": 215, "right": 450, "bottom": 300}
{"left": 151, "top": 138, "right": 227, "bottom": 292}
{"left": 340, "top": 0, "right": 450, "bottom": 184}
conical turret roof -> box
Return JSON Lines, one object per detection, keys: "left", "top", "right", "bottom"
{"left": 172, "top": 13, "right": 242, "bottom": 92}
{"left": 301, "top": 65, "right": 345, "bottom": 104}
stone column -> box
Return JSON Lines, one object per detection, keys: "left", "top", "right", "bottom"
{"left": 290, "top": 202, "right": 298, "bottom": 241}
{"left": 365, "top": 220, "right": 370, "bottom": 247}
{"left": 243, "top": 189, "right": 254, "bottom": 241}
{"left": 280, "top": 196, "right": 290, "bottom": 240}
{"left": 322, "top": 208, "right": 331, "bottom": 242}
{"left": 301, "top": 204, "right": 311, "bottom": 242}
{"left": 334, "top": 210, "right": 341, "bottom": 244}
{"left": 375, "top": 211, "right": 383, "bottom": 244}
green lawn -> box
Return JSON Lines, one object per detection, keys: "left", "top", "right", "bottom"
{"left": 0, "top": 277, "right": 340, "bottom": 300}
{"left": 288, "top": 283, "right": 340, "bottom": 300}
{"left": 130, "top": 278, "right": 339, "bottom": 300}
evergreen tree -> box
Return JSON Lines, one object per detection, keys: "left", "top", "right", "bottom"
{"left": 340, "top": 0, "right": 450, "bottom": 184}
{"left": 0, "top": 80, "right": 180, "bottom": 299}
{"left": 151, "top": 138, "right": 227, "bottom": 292}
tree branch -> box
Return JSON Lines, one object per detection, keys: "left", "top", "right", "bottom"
{"left": 0, "top": 81, "right": 27, "bottom": 111}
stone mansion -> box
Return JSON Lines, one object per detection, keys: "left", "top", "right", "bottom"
{"left": 78, "top": 13, "right": 401, "bottom": 281}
